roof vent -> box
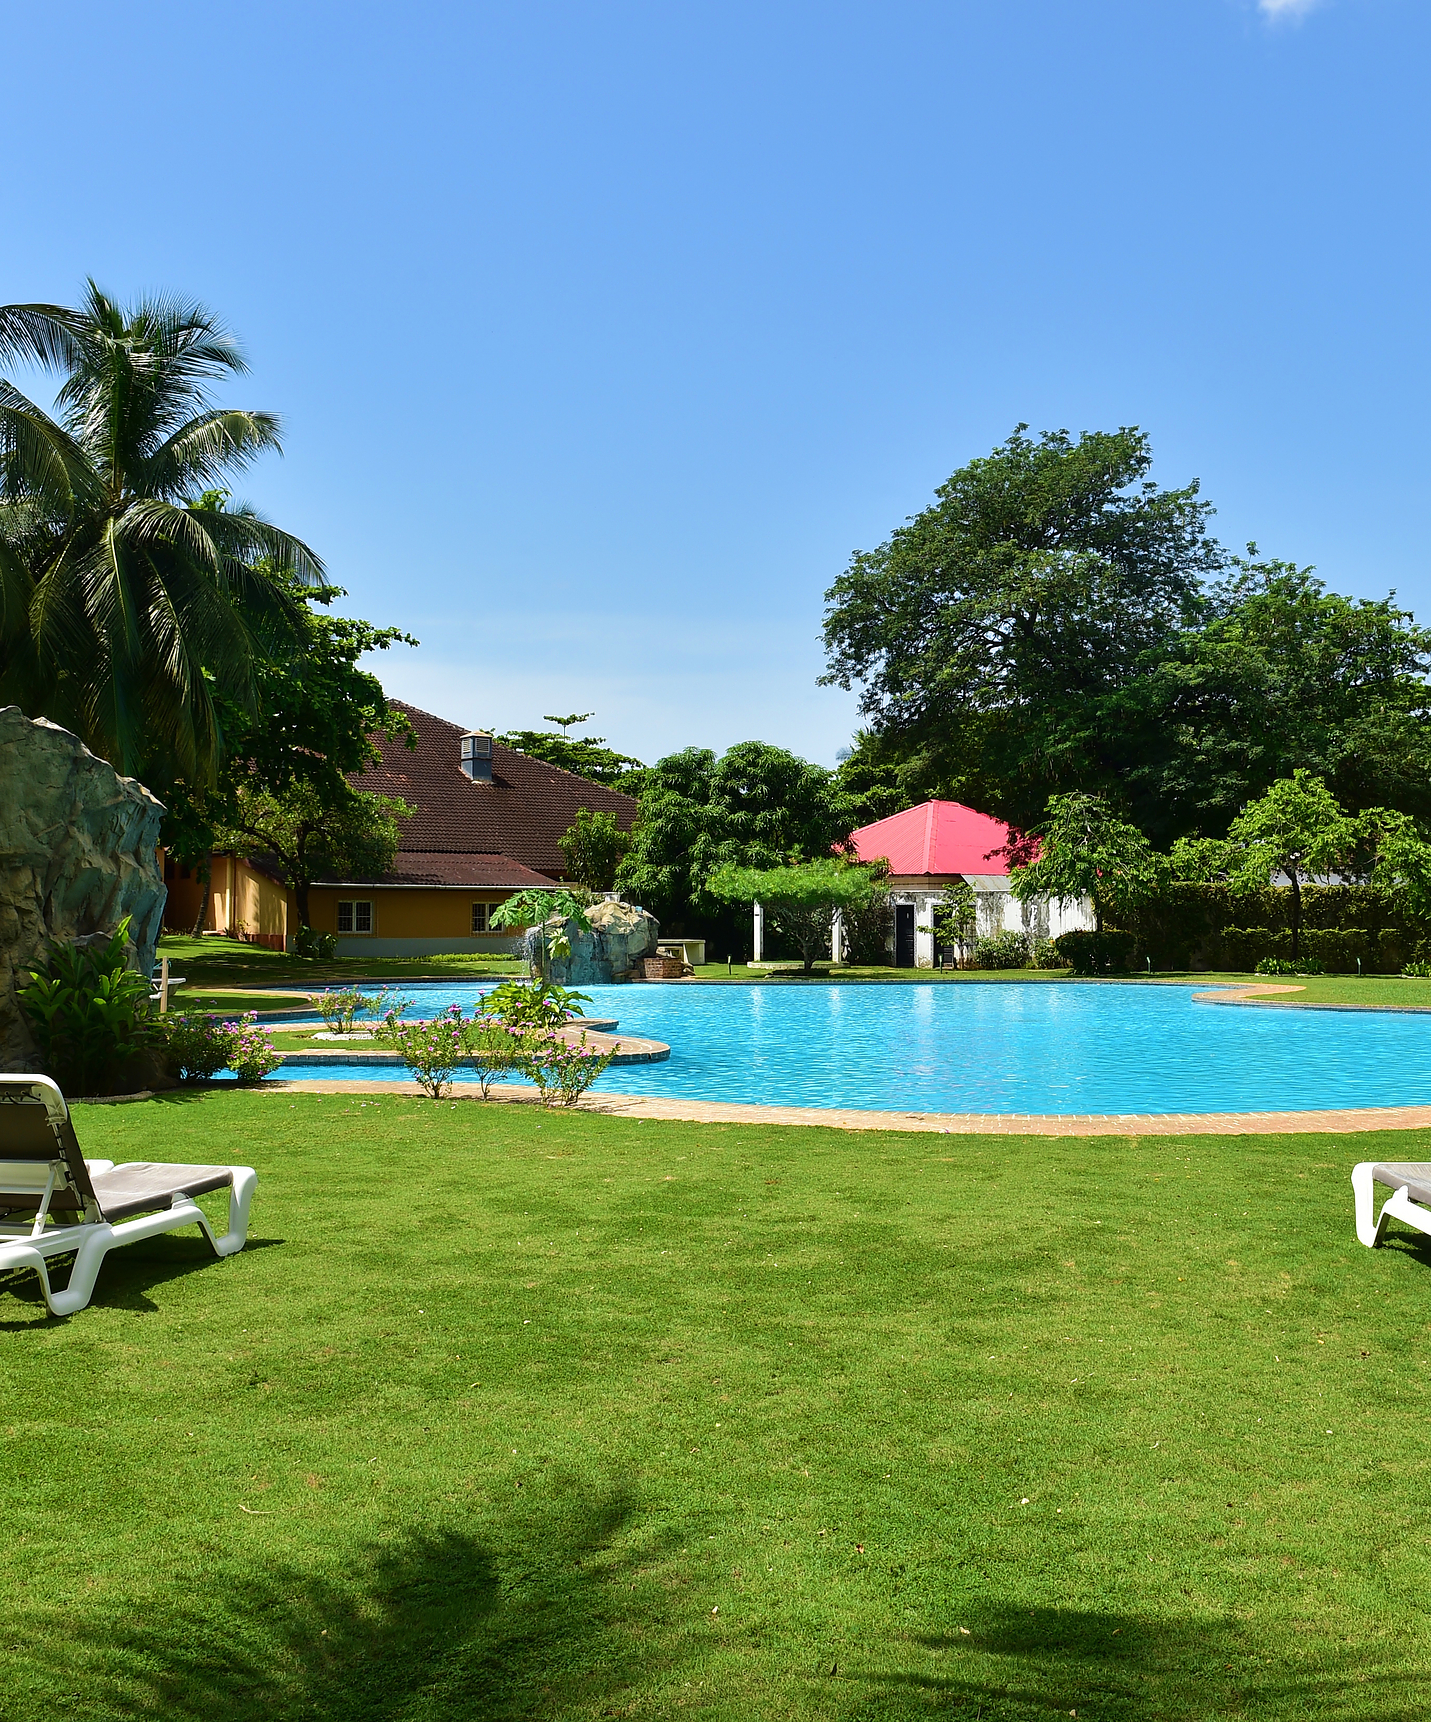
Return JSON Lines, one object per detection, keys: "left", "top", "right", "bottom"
{"left": 460, "top": 730, "right": 493, "bottom": 782}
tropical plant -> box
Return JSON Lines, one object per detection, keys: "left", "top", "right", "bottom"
{"left": 708, "top": 858, "right": 878, "bottom": 974}
{"left": 489, "top": 890, "right": 593, "bottom": 978}
{"left": 478, "top": 977, "right": 589, "bottom": 1030}
{"left": 19, "top": 918, "right": 154, "bottom": 1094}
{"left": 376, "top": 1004, "right": 470, "bottom": 1100}
{"left": 559, "top": 807, "right": 632, "bottom": 891}
{"left": 0, "top": 284, "right": 322, "bottom": 782}
{"left": 1008, "top": 792, "right": 1162, "bottom": 933}
{"left": 292, "top": 926, "right": 338, "bottom": 960}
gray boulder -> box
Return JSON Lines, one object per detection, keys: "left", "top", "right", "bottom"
{"left": 0, "top": 708, "right": 166, "bottom": 1072}
{"left": 537, "top": 899, "right": 660, "bottom": 984}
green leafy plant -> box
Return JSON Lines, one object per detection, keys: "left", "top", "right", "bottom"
{"left": 225, "top": 1013, "right": 282, "bottom": 1084}
{"left": 1254, "top": 957, "right": 1300, "bottom": 976}
{"left": 932, "top": 883, "right": 977, "bottom": 964}
{"left": 559, "top": 808, "right": 633, "bottom": 891}
{"left": 971, "top": 931, "right": 1029, "bottom": 970}
{"left": 479, "top": 977, "right": 589, "bottom": 1030}
{"left": 19, "top": 919, "right": 155, "bottom": 1095}
{"left": 489, "top": 890, "right": 594, "bottom": 978}
{"left": 376, "top": 1004, "right": 470, "bottom": 1100}
{"left": 292, "top": 927, "right": 338, "bottom": 960}
{"left": 1008, "top": 792, "right": 1162, "bottom": 933}
{"left": 311, "top": 987, "right": 368, "bottom": 1033}
{"left": 1403, "top": 961, "right": 1431, "bottom": 978}
{"left": 1052, "top": 929, "right": 1138, "bottom": 975}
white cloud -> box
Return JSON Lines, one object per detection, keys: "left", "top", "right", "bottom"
{"left": 1258, "top": 0, "right": 1323, "bottom": 20}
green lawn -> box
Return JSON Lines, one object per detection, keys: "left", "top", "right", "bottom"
{"left": 3, "top": 1092, "right": 1428, "bottom": 1718}
{"left": 157, "top": 933, "right": 525, "bottom": 990}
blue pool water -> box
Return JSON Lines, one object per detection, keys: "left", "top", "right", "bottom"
{"left": 270, "top": 980, "right": 1431, "bottom": 1115}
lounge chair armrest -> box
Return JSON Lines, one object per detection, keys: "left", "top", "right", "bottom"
{"left": 84, "top": 1160, "right": 115, "bottom": 1176}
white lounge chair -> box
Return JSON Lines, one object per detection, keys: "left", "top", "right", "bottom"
{"left": 0, "top": 1074, "right": 256, "bottom": 1316}
{"left": 1352, "top": 1160, "right": 1431, "bottom": 1248}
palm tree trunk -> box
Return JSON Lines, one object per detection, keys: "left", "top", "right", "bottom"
{"left": 189, "top": 867, "right": 211, "bottom": 937}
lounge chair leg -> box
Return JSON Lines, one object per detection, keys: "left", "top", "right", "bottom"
{"left": 0, "top": 1231, "right": 116, "bottom": 1317}
{"left": 1352, "top": 1163, "right": 1387, "bottom": 1247}
{"left": 182, "top": 1167, "right": 256, "bottom": 1258}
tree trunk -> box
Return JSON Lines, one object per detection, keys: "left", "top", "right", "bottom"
{"left": 1093, "top": 893, "right": 1103, "bottom": 935}
{"left": 1289, "top": 869, "right": 1301, "bottom": 961}
{"left": 294, "top": 879, "right": 311, "bottom": 928}
{"left": 189, "top": 866, "right": 211, "bottom": 937}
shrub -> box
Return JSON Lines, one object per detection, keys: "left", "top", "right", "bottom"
{"left": 311, "top": 987, "right": 368, "bottom": 1033}
{"left": 158, "top": 1014, "right": 235, "bottom": 1082}
{"left": 226, "top": 1013, "right": 283, "bottom": 1084}
{"left": 509, "top": 1028, "right": 619, "bottom": 1108}
{"left": 1403, "top": 961, "right": 1431, "bottom": 978}
{"left": 1026, "top": 937, "right": 1066, "bottom": 970}
{"left": 1254, "top": 957, "right": 1299, "bottom": 976}
{"left": 292, "top": 926, "right": 338, "bottom": 960}
{"left": 971, "top": 932, "right": 1029, "bottom": 970}
{"left": 376, "top": 1005, "right": 469, "bottom": 1100}
{"left": 1053, "top": 929, "right": 1137, "bottom": 975}
{"left": 20, "top": 918, "right": 155, "bottom": 1095}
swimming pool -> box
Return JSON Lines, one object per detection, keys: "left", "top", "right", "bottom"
{"left": 272, "top": 980, "right": 1431, "bottom": 1115}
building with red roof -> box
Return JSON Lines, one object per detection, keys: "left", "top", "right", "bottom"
{"left": 843, "top": 799, "right": 1091, "bottom": 968}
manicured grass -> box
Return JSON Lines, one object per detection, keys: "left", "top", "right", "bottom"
{"left": 3, "top": 1093, "right": 1428, "bottom": 1718}
{"left": 169, "top": 988, "right": 315, "bottom": 1016}
{"left": 157, "top": 933, "right": 525, "bottom": 989}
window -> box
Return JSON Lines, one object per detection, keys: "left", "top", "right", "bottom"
{"left": 471, "top": 901, "right": 489, "bottom": 933}
{"left": 337, "top": 899, "right": 373, "bottom": 934}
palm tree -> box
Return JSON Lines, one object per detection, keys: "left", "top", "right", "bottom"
{"left": 0, "top": 282, "right": 323, "bottom": 784}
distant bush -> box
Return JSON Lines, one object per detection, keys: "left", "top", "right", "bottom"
{"left": 1026, "top": 937, "right": 1066, "bottom": 970}
{"left": 971, "top": 932, "right": 1029, "bottom": 970}
{"left": 158, "top": 1014, "right": 234, "bottom": 1083}
{"left": 1253, "top": 957, "right": 1299, "bottom": 976}
{"left": 1053, "top": 929, "right": 1137, "bottom": 975}
{"left": 1403, "top": 961, "right": 1431, "bottom": 978}
{"left": 292, "top": 926, "right": 338, "bottom": 960}
{"left": 227, "top": 1014, "right": 283, "bottom": 1084}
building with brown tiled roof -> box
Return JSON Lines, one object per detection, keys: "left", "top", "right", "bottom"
{"left": 164, "top": 701, "right": 639, "bottom": 956}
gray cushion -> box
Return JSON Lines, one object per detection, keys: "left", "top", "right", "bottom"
{"left": 1371, "top": 1163, "right": 1431, "bottom": 1208}
{"left": 90, "top": 1162, "right": 233, "bottom": 1223}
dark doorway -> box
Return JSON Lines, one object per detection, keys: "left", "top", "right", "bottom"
{"left": 895, "top": 903, "right": 916, "bottom": 968}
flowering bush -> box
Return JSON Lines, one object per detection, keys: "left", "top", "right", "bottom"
{"left": 158, "top": 1013, "right": 237, "bottom": 1083}
{"left": 226, "top": 1013, "right": 283, "bottom": 1084}
{"left": 509, "top": 1028, "right": 618, "bottom": 1108}
{"left": 158, "top": 1012, "right": 281, "bottom": 1084}
{"left": 376, "top": 1005, "right": 468, "bottom": 1099}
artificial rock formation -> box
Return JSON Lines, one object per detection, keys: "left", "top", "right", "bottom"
{"left": 0, "top": 707, "right": 166, "bottom": 1072}
{"left": 538, "top": 899, "right": 660, "bottom": 984}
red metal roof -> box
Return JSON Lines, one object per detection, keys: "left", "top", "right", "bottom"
{"left": 850, "top": 800, "right": 1019, "bottom": 877}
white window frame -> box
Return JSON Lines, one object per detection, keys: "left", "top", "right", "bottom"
{"left": 471, "top": 901, "right": 489, "bottom": 933}
{"left": 337, "top": 899, "right": 373, "bottom": 935}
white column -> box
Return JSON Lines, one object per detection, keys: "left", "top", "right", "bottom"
{"left": 752, "top": 900, "right": 764, "bottom": 963}
{"left": 915, "top": 894, "right": 936, "bottom": 969}
{"left": 831, "top": 908, "right": 844, "bottom": 965}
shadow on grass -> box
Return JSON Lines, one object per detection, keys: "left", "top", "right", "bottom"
{"left": 862, "top": 1601, "right": 1416, "bottom": 1721}
{"left": 45, "top": 1497, "right": 651, "bottom": 1721}
{"left": 0, "top": 1234, "right": 284, "bottom": 1326}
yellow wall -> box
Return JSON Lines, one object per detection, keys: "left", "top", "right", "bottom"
{"left": 208, "top": 856, "right": 291, "bottom": 941}
{"left": 305, "top": 887, "right": 524, "bottom": 939}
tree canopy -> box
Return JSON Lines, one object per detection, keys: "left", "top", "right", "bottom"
{"left": 709, "top": 858, "right": 877, "bottom": 973}
{"left": 1007, "top": 791, "right": 1161, "bottom": 932}
{"left": 0, "top": 284, "right": 322, "bottom": 782}
{"left": 615, "top": 741, "right": 860, "bottom": 923}
{"left": 498, "top": 718, "right": 645, "bottom": 791}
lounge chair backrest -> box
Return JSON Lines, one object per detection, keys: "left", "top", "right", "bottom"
{"left": 0, "top": 1076, "right": 100, "bottom": 1223}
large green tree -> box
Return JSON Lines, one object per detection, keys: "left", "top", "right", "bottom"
{"left": 1117, "top": 553, "right": 1431, "bottom": 839}
{"left": 1007, "top": 792, "right": 1162, "bottom": 933}
{"left": 616, "top": 742, "right": 860, "bottom": 926}
{"left": 497, "top": 715, "right": 645, "bottom": 790}
{"left": 820, "top": 426, "right": 1224, "bottom": 830}
{"left": 0, "top": 283, "right": 322, "bottom": 782}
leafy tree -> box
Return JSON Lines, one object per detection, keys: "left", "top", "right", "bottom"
{"left": 1117, "top": 552, "right": 1431, "bottom": 839}
{"left": 160, "top": 578, "right": 416, "bottom": 931}
{"left": 1363, "top": 809, "right": 1431, "bottom": 927}
{"left": 497, "top": 716, "right": 644, "bottom": 790}
{"left": 820, "top": 426, "right": 1224, "bottom": 830}
{"left": 615, "top": 742, "right": 861, "bottom": 926}
{"left": 932, "top": 879, "right": 977, "bottom": 960}
{"left": 0, "top": 284, "right": 322, "bottom": 782}
{"left": 559, "top": 808, "right": 631, "bottom": 891}
{"left": 1007, "top": 792, "right": 1161, "bottom": 933}
{"left": 832, "top": 729, "right": 925, "bottom": 826}
{"left": 1218, "top": 771, "right": 1361, "bottom": 959}
{"left": 708, "top": 858, "right": 877, "bottom": 974}
{"left": 213, "top": 782, "right": 412, "bottom": 931}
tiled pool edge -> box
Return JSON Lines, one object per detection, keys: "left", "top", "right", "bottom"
{"left": 256, "top": 1079, "right": 1431, "bottom": 1137}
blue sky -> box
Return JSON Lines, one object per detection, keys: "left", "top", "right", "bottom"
{"left": 4, "top": 0, "right": 1426, "bottom": 765}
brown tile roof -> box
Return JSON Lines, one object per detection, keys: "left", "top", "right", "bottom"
{"left": 335, "top": 701, "right": 639, "bottom": 882}
{"left": 316, "top": 852, "right": 561, "bottom": 889}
